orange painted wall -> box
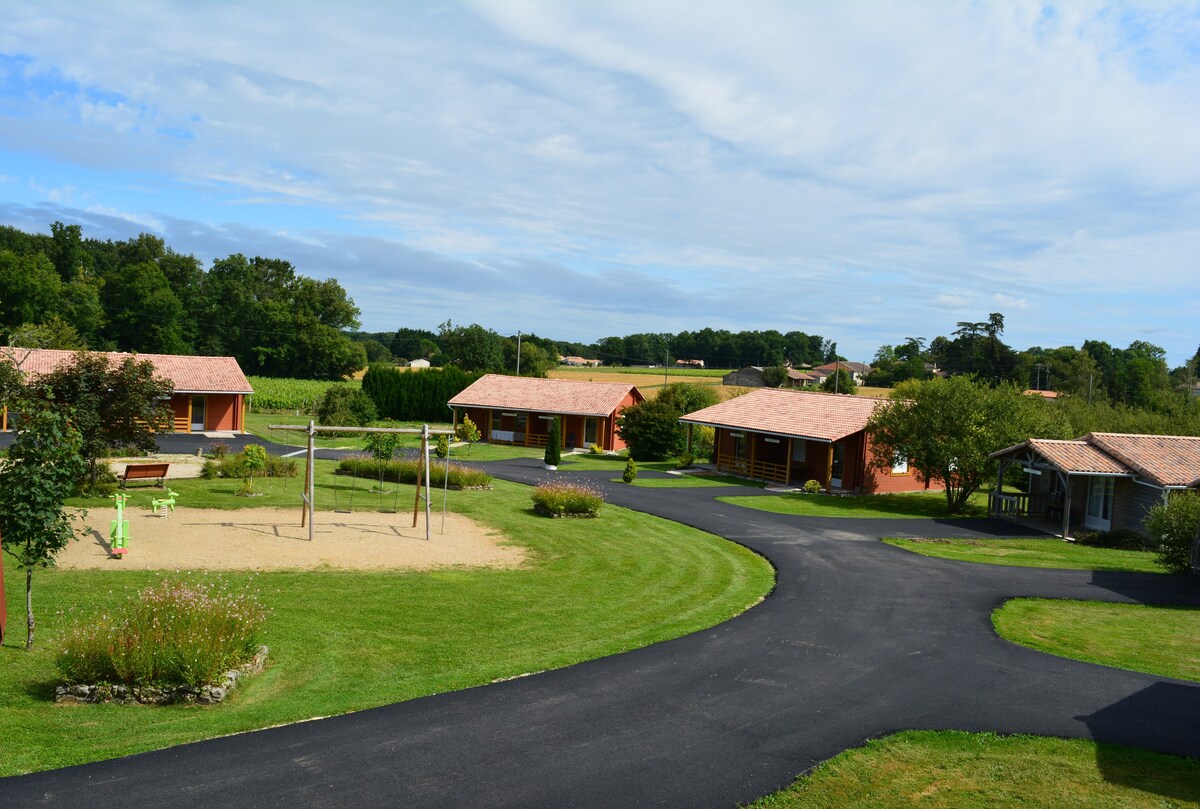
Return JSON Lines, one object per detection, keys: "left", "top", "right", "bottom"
{"left": 860, "top": 432, "right": 940, "bottom": 494}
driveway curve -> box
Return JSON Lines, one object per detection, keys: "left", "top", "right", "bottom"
{"left": 3, "top": 456, "right": 1198, "bottom": 808}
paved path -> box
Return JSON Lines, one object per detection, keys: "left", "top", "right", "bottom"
{"left": 3, "top": 456, "right": 1199, "bottom": 808}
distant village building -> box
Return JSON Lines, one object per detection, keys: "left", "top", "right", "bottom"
{"left": 674, "top": 358, "right": 705, "bottom": 368}
{"left": 813, "top": 361, "right": 873, "bottom": 386}
{"left": 560, "top": 356, "right": 602, "bottom": 367}
{"left": 408, "top": 358, "right": 431, "bottom": 369}
{"left": 723, "top": 366, "right": 765, "bottom": 387}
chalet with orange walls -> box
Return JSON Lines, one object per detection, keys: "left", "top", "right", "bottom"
{"left": 449, "top": 374, "right": 644, "bottom": 452}
{"left": 681, "top": 388, "right": 939, "bottom": 493}
{"left": 1, "top": 348, "right": 252, "bottom": 433}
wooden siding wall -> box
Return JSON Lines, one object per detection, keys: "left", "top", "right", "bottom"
{"left": 1112, "top": 479, "right": 1163, "bottom": 534}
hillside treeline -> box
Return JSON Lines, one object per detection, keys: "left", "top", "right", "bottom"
{"left": 0, "top": 222, "right": 365, "bottom": 379}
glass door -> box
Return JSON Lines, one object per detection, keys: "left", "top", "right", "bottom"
{"left": 830, "top": 443, "right": 845, "bottom": 489}
{"left": 584, "top": 418, "right": 598, "bottom": 447}
{"left": 1085, "top": 477, "right": 1114, "bottom": 530}
{"left": 190, "top": 395, "right": 206, "bottom": 432}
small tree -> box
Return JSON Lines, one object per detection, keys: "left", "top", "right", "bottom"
{"left": 365, "top": 432, "right": 399, "bottom": 463}
{"left": 36, "top": 351, "right": 174, "bottom": 486}
{"left": 317, "top": 385, "right": 377, "bottom": 429}
{"left": 623, "top": 456, "right": 638, "bottom": 484}
{"left": 1144, "top": 491, "right": 1200, "bottom": 574}
{"left": 617, "top": 399, "right": 685, "bottom": 461}
{"left": 545, "top": 417, "right": 562, "bottom": 467}
{"left": 239, "top": 444, "right": 268, "bottom": 495}
{"left": 821, "top": 368, "right": 857, "bottom": 394}
{"left": 655, "top": 382, "right": 718, "bottom": 415}
{"left": 762, "top": 366, "right": 788, "bottom": 388}
{"left": 456, "top": 415, "right": 481, "bottom": 454}
{"left": 436, "top": 434, "right": 450, "bottom": 459}
{"left": 0, "top": 402, "right": 86, "bottom": 649}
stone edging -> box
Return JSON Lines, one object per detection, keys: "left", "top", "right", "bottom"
{"left": 533, "top": 504, "right": 599, "bottom": 519}
{"left": 54, "top": 646, "right": 269, "bottom": 706}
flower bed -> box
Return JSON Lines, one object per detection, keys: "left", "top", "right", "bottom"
{"left": 56, "top": 578, "right": 268, "bottom": 699}
{"left": 531, "top": 481, "right": 604, "bottom": 518}
{"left": 337, "top": 455, "right": 493, "bottom": 490}
{"left": 55, "top": 646, "right": 268, "bottom": 705}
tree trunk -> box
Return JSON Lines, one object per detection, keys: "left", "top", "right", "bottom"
{"left": 25, "top": 568, "right": 33, "bottom": 651}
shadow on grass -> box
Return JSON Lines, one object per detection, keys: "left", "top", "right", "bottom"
{"left": 1082, "top": 683, "right": 1200, "bottom": 803}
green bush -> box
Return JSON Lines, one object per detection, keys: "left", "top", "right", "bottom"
{"left": 455, "top": 415, "right": 481, "bottom": 451}
{"left": 1073, "top": 528, "right": 1148, "bottom": 550}
{"left": 75, "top": 461, "right": 118, "bottom": 497}
{"left": 208, "top": 441, "right": 231, "bottom": 459}
{"left": 337, "top": 455, "right": 492, "bottom": 489}
{"left": 803, "top": 479, "right": 824, "bottom": 494}
{"left": 317, "top": 385, "right": 378, "bottom": 431}
{"left": 675, "top": 452, "right": 694, "bottom": 469}
{"left": 623, "top": 457, "right": 638, "bottom": 484}
{"left": 205, "top": 451, "right": 297, "bottom": 481}
{"left": 435, "top": 435, "right": 449, "bottom": 459}
{"left": 531, "top": 481, "right": 603, "bottom": 517}
{"left": 1144, "top": 490, "right": 1200, "bottom": 573}
{"left": 57, "top": 578, "right": 268, "bottom": 688}
{"left": 589, "top": 442, "right": 605, "bottom": 455}
{"left": 617, "top": 399, "right": 685, "bottom": 461}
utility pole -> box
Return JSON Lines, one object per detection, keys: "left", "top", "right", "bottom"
{"left": 663, "top": 350, "right": 668, "bottom": 386}
{"left": 1034, "top": 363, "right": 1043, "bottom": 391}
{"left": 515, "top": 330, "right": 522, "bottom": 377}
{"left": 1088, "top": 373, "right": 1093, "bottom": 405}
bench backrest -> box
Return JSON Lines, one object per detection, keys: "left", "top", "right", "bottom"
{"left": 123, "top": 463, "right": 170, "bottom": 478}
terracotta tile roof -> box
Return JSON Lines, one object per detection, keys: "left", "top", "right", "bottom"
{"left": 448, "top": 374, "right": 641, "bottom": 417}
{"left": 1, "top": 348, "right": 253, "bottom": 394}
{"left": 814, "top": 361, "right": 873, "bottom": 375}
{"left": 991, "top": 432, "right": 1200, "bottom": 488}
{"left": 680, "top": 388, "right": 884, "bottom": 442}
{"left": 1087, "top": 432, "right": 1200, "bottom": 487}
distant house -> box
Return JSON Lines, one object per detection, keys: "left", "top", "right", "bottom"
{"left": 408, "top": 358, "right": 431, "bottom": 369}
{"left": 675, "top": 358, "right": 705, "bottom": 368}
{"left": 680, "top": 388, "right": 937, "bottom": 492}
{"left": 723, "top": 366, "right": 765, "bottom": 387}
{"left": 813, "top": 361, "right": 873, "bottom": 385}
{"left": 449, "top": 374, "right": 644, "bottom": 451}
{"left": 560, "top": 356, "right": 602, "bottom": 367}
{"left": 786, "top": 369, "right": 817, "bottom": 388}
{"left": 1, "top": 347, "right": 252, "bottom": 433}
{"left": 1023, "top": 389, "right": 1058, "bottom": 399}
{"left": 990, "top": 432, "right": 1200, "bottom": 539}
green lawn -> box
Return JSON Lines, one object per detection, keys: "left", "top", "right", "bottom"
{"left": 719, "top": 490, "right": 987, "bottom": 519}
{"left": 884, "top": 537, "right": 1168, "bottom": 573}
{"left": 612, "top": 473, "right": 766, "bottom": 489}
{"left": 747, "top": 730, "right": 1200, "bottom": 808}
{"left": 993, "top": 599, "right": 1200, "bottom": 683}
{"left": 4, "top": 477, "right": 773, "bottom": 777}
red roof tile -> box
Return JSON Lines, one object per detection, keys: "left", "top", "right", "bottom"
{"left": 449, "top": 374, "right": 641, "bottom": 417}
{"left": 1, "top": 348, "right": 253, "bottom": 394}
{"left": 1005, "top": 439, "right": 1132, "bottom": 476}
{"left": 680, "top": 388, "right": 884, "bottom": 442}
{"left": 1086, "top": 432, "right": 1200, "bottom": 487}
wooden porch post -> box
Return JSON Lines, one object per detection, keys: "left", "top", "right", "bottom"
{"left": 785, "top": 438, "right": 793, "bottom": 486}
{"left": 993, "top": 459, "right": 1007, "bottom": 517}
{"left": 1061, "top": 473, "right": 1072, "bottom": 539}
{"left": 825, "top": 443, "right": 834, "bottom": 489}
{"left": 686, "top": 423, "right": 693, "bottom": 454}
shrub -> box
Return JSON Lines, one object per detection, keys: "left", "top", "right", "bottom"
{"left": 337, "top": 455, "right": 492, "bottom": 489}
{"left": 545, "top": 418, "right": 561, "bottom": 467}
{"left": 455, "top": 415, "right": 481, "bottom": 452}
{"left": 1074, "top": 528, "right": 1148, "bottom": 551}
{"left": 691, "top": 425, "right": 715, "bottom": 460}
{"left": 675, "top": 452, "right": 694, "bottom": 469}
{"left": 617, "top": 399, "right": 685, "bottom": 461}
{"left": 57, "top": 578, "right": 268, "bottom": 688}
{"left": 200, "top": 460, "right": 220, "bottom": 480}
{"left": 803, "top": 479, "right": 824, "bottom": 494}
{"left": 589, "top": 442, "right": 605, "bottom": 455}
{"left": 623, "top": 457, "right": 638, "bottom": 484}
{"left": 75, "top": 461, "right": 118, "bottom": 497}
{"left": 205, "top": 451, "right": 297, "bottom": 481}
{"left": 435, "top": 435, "right": 450, "bottom": 459}
{"left": 208, "top": 441, "right": 231, "bottom": 459}
{"left": 531, "top": 481, "right": 603, "bottom": 517}
{"left": 317, "top": 384, "right": 378, "bottom": 431}
{"left": 238, "top": 444, "right": 268, "bottom": 495}
{"left": 1144, "top": 490, "right": 1200, "bottom": 574}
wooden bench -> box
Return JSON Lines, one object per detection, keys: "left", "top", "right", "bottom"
{"left": 119, "top": 462, "right": 170, "bottom": 489}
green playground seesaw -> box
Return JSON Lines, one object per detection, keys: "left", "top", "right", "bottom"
{"left": 109, "top": 489, "right": 180, "bottom": 557}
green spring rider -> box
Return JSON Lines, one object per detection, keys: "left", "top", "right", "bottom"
{"left": 110, "top": 493, "right": 131, "bottom": 556}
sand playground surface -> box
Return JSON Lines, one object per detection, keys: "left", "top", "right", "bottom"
{"left": 60, "top": 506, "right": 526, "bottom": 572}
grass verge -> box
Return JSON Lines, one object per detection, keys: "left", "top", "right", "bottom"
{"left": 746, "top": 730, "right": 1200, "bottom": 808}
{"left": 612, "top": 473, "right": 765, "bottom": 489}
{"left": 992, "top": 599, "right": 1200, "bottom": 683}
{"left": 719, "top": 490, "right": 986, "bottom": 519}
{"left": 883, "top": 537, "right": 1167, "bottom": 573}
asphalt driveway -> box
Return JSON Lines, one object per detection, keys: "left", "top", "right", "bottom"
{"left": 2, "top": 455, "right": 1198, "bottom": 808}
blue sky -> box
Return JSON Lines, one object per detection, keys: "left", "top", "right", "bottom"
{"left": 1, "top": 1, "right": 1198, "bottom": 364}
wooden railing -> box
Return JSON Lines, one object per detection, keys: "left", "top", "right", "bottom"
{"left": 716, "top": 453, "right": 788, "bottom": 484}
{"left": 174, "top": 416, "right": 190, "bottom": 432}
{"left": 524, "top": 433, "right": 549, "bottom": 448}
{"left": 989, "top": 491, "right": 1052, "bottom": 518}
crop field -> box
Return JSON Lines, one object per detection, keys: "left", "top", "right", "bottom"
{"left": 247, "top": 376, "right": 362, "bottom": 413}
{"left": 548, "top": 367, "right": 736, "bottom": 399}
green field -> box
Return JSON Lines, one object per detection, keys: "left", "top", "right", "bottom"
{"left": 2, "top": 475, "right": 773, "bottom": 776}
{"left": 748, "top": 730, "right": 1200, "bottom": 809}
{"left": 884, "top": 537, "right": 1167, "bottom": 573}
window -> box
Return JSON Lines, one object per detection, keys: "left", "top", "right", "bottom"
{"left": 791, "top": 441, "right": 807, "bottom": 463}
{"left": 892, "top": 453, "right": 908, "bottom": 474}
{"left": 491, "top": 411, "right": 502, "bottom": 432}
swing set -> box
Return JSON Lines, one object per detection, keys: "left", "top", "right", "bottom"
{"left": 266, "top": 422, "right": 457, "bottom": 542}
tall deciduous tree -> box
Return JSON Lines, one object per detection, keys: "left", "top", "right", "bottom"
{"left": 866, "top": 376, "right": 1067, "bottom": 513}
{"left": 0, "top": 401, "right": 86, "bottom": 649}
{"left": 36, "top": 351, "right": 175, "bottom": 486}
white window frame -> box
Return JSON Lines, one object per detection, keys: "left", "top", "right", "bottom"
{"left": 891, "top": 453, "right": 909, "bottom": 475}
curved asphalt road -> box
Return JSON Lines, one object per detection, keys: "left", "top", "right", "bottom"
{"left": 3, "top": 454, "right": 1199, "bottom": 808}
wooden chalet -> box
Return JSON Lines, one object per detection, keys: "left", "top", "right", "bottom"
{"left": 680, "top": 388, "right": 937, "bottom": 492}
{"left": 449, "top": 374, "right": 644, "bottom": 451}
{"left": 1, "top": 348, "right": 252, "bottom": 433}
{"left": 990, "top": 432, "right": 1200, "bottom": 539}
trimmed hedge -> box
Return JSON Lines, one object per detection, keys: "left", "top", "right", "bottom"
{"left": 362, "top": 364, "right": 481, "bottom": 421}
{"left": 337, "top": 455, "right": 492, "bottom": 489}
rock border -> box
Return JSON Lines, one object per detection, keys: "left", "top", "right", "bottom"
{"left": 54, "top": 646, "right": 268, "bottom": 706}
